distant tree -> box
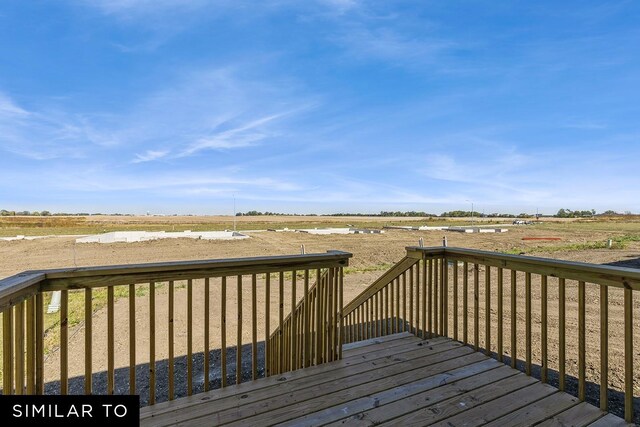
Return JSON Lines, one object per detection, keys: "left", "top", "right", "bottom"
{"left": 41, "top": 210, "right": 51, "bottom": 216}
{"left": 602, "top": 210, "right": 617, "bottom": 215}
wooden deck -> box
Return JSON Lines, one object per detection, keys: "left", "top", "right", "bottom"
{"left": 140, "top": 332, "right": 629, "bottom": 426}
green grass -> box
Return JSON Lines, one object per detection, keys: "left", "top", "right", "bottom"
{"left": 502, "top": 234, "right": 640, "bottom": 255}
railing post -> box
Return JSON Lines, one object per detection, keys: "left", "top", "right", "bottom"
{"left": 624, "top": 287, "right": 633, "bottom": 422}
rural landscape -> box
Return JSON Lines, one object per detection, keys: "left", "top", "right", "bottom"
{"left": 1, "top": 213, "right": 639, "bottom": 423}
{"left": 3, "top": 1, "right": 640, "bottom": 425}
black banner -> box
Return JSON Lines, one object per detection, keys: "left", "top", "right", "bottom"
{"left": 0, "top": 395, "right": 139, "bottom": 426}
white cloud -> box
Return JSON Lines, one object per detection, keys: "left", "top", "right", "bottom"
{"left": 132, "top": 149, "right": 169, "bottom": 163}
{"left": 180, "top": 112, "right": 289, "bottom": 156}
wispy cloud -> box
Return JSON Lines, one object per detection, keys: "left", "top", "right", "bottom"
{"left": 180, "top": 112, "right": 290, "bottom": 157}
{"left": 0, "top": 93, "right": 110, "bottom": 160}
{"left": 132, "top": 149, "right": 169, "bottom": 163}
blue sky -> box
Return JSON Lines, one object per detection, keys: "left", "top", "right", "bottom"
{"left": 1, "top": 1, "right": 639, "bottom": 215}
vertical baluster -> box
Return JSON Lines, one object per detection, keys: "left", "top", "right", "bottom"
{"left": 26, "top": 297, "right": 35, "bottom": 394}
{"left": 434, "top": 259, "right": 439, "bottom": 336}
{"left": 473, "top": 264, "right": 479, "bottom": 352}
{"left": 290, "top": 272, "right": 296, "bottom": 370}
{"left": 624, "top": 287, "right": 633, "bottom": 422}
{"left": 187, "top": 279, "right": 193, "bottom": 394}
{"left": 35, "top": 293, "right": 44, "bottom": 394}
{"left": 600, "top": 284, "right": 608, "bottom": 411}
{"left": 304, "top": 270, "right": 310, "bottom": 368}
{"left": 497, "top": 268, "right": 503, "bottom": 363}
{"left": 107, "top": 287, "right": 114, "bottom": 394}
{"left": 3, "top": 308, "right": 14, "bottom": 395}
{"left": 414, "top": 263, "right": 419, "bottom": 336}
{"left": 373, "top": 292, "right": 379, "bottom": 338}
{"left": 221, "top": 277, "right": 227, "bottom": 387}
{"left": 421, "top": 259, "right": 427, "bottom": 339}
{"left": 367, "top": 298, "right": 373, "bottom": 340}
{"left": 402, "top": 272, "right": 407, "bottom": 333}
{"left": 128, "top": 284, "right": 136, "bottom": 395}
{"left": 463, "top": 262, "right": 468, "bottom": 344}
{"left": 485, "top": 266, "right": 491, "bottom": 356}
{"left": 333, "top": 268, "right": 339, "bottom": 360}
{"left": 314, "top": 269, "right": 321, "bottom": 365}
{"left": 279, "top": 272, "right": 284, "bottom": 373}
{"left": 149, "top": 282, "right": 155, "bottom": 404}
{"left": 237, "top": 275, "right": 243, "bottom": 383}
{"left": 511, "top": 271, "right": 517, "bottom": 369}
{"left": 525, "top": 273, "right": 531, "bottom": 376}
{"left": 84, "top": 289, "right": 92, "bottom": 394}
{"left": 168, "top": 281, "right": 175, "bottom": 399}
{"left": 384, "top": 283, "right": 389, "bottom": 336}
{"left": 558, "top": 278, "right": 566, "bottom": 391}
{"left": 427, "top": 259, "right": 433, "bottom": 338}
{"left": 204, "top": 278, "right": 210, "bottom": 390}
{"left": 453, "top": 261, "right": 458, "bottom": 341}
{"left": 251, "top": 274, "right": 257, "bottom": 379}
{"left": 442, "top": 257, "right": 448, "bottom": 337}
{"left": 541, "top": 275, "right": 548, "bottom": 383}
{"left": 265, "top": 273, "right": 270, "bottom": 375}
{"left": 338, "top": 268, "right": 344, "bottom": 360}
{"left": 391, "top": 278, "right": 397, "bottom": 334}
{"left": 395, "top": 278, "right": 400, "bottom": 333}
{"left": 578, "top": 280, "right": 585, "bottom": 400}
{"left": 14, "top": 302, "right": 24, "bottom": 395}
{"left": 60, "top": 290, "right": 68, "bottom": 395}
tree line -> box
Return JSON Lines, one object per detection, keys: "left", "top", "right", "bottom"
{"left": 1, "top": 209, "right": 633, "bottom": 218}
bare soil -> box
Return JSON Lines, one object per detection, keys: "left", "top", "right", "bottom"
{"left": 1, "top": 218, "right": 639, "bottom": 420}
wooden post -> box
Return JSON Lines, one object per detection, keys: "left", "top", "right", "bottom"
{"left": 237, "top": 275, "right": 243, "bottom": 384}
{"left": 558, "top": 278, "right": 566, "bottom": 391}
{"left": 474, "top": 264, "right": 479, "bottom": 352}
{"left": 26, "top": 297, "right": 35, "bottom": 394}
{"left": 485, "top": 266, "right": 491, "bottom": 356}
{"left": 221, "top": 277, "right": 227, "bottom": 387}
{"left": 541, "top": 275, "right": 548, "bottom": 383}
{"left": 187, "top": 279, "right": 193, "bottom": 394}
{"left": 60, "top": 290, "right": 68, "bottom": 395}
{"left": 525, "top": 273, "right": 532, "bottom": 376}
{"left": 14, "top": 302, "right": 24, "bottom": 395}
{"left": 204, "top": 278, "right": 210, "bottom": 390}
{"left": 600, "top": 284, "right": 608, "bottom": 411}
{"left": 624, "top": 288, "right": 633, "bottom": 422}
{"left": 128, "top": 284, "right": 136, "bottom": 395}
{"left": 107, "top": 286, "right": 114, "bottom": 395}
{"left": 578, "top": 281, "right": 586, "bottom": 400}
{"left": 511, "top": 270, "right": 517, "bottom": 369}
{"left": 169, "top": 281, "right": 175, "bottom": 399}
{"left": 84, "top": 288, "right": 92, "bottom": 395}
{"left": 251, "top": 274, "right": 257, "bottom": 379}
{"left": 265, "top": 273, "right": 270, "bottom": 376}
{"left": 149, "top": 282, "right": 155, "bottom": 404}
{"left": 497, "top": 268, "right": 503, "bottom": 363}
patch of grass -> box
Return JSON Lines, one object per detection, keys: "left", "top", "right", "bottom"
{"left": 502, "top": 235, "right": 640, "bottom": 255}
{"left": 344, "top": 263, "right": 394, "bottom": 275}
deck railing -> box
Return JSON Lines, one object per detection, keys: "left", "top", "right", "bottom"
{"left": 343, "top": 246, "right": 639, "bottom": 423}
{"left": 0, "top": 250, "right": 350, "bottom": 406}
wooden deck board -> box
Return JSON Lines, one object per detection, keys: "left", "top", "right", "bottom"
{"left": 141, "top": 333, "right": 445, "bottom": 421}
{"left": 537, "top": 402, "right": 605, "bottom": 427}
{"left": 140, "top": 334, "right": 627, "bottom": 426}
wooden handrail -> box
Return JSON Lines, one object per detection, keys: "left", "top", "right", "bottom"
{"left": 407, "top": 246, "right": 640, "bottom": 289}
{"left": 0, "top": 250, "right": 351, "bottom": 405}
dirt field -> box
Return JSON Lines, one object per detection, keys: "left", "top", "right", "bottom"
{"left": 1, "top": 216, "right": 639, "bottom": 420}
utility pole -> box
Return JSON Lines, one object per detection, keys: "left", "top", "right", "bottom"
{"left": 233, "top": 194, "right": 236, "bottom": 231}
